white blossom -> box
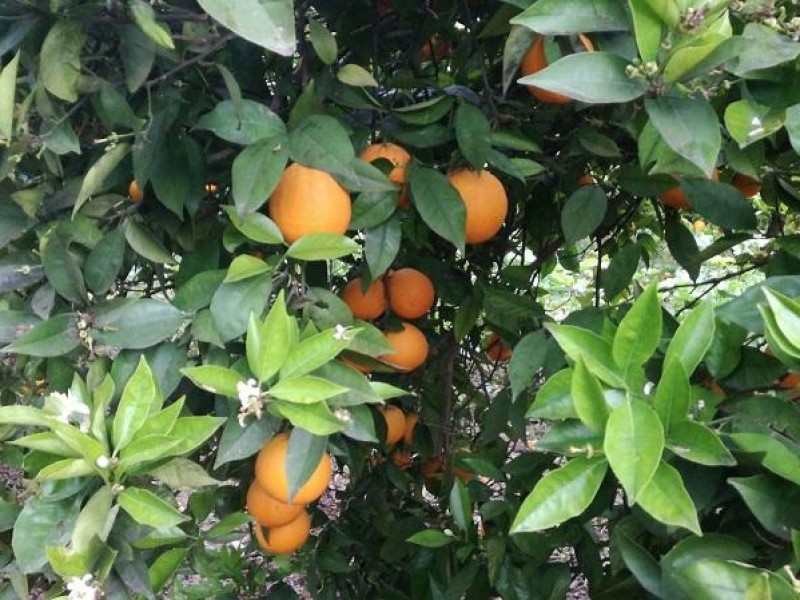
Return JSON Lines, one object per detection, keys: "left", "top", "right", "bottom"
{"left": 47, "top": 390, "right": 90, "bottom": 430}
{"left": 334, "top": 408, "right": 352, "bottom": 424}
{"left": 67, "top": 574, "right": 97, "bottom": 600}
{"left": 333, "top": 324, "right": 350, "bottom": 341}
{"left": 95, "top": 456, "right": 111, "bottom": 469}
{"left": 236, "top": 379, "right": 261, "bottom": 410}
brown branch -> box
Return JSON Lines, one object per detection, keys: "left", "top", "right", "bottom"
{"left": 144, "top": 33, "right": 235, "bottom": 89}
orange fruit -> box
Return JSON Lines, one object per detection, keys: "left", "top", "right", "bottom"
{"left": 341, "top": 357, "right": 371, "bottom": 374}
{"left": 129, "top": 180, "right": 144, "bottom": 204}
{"left": 403, "top": 412, "right": 419, "bottom": 446}
{"left": 659, "top": 168, "right": 719, "bottom": 210}
{"left": 342, "top": 277, "right": 386, "bottom": 321}
{"left": 485, "top": 333, "right": 513, "bottom": 362}
{"left": 379, "top": 405, "right": 406, "bottom": 446}
{"left": 447, "top": 169, "right": 508, "bottom": 244}
{"left": 268, "top": 163, "right": 351, "bottom": 244}
{"left": 732, "top": 173, "right": 761, "bottom": 199}
{"left": 380, "top": 323, "right": 429, "bottom": 372}
{"left": 419, "top": 35, "right": 450, "bottom": 62}
{"left": 361, "top": 143, "right": 412, "bottom": 208}
{"left": 421, "top": 455, "right": 471, "bottom": 493}
{"left": 385, "top": 268, "right": 435, "bottom": 319}
{"left": 391, "top": 448, "right": 412, "bottom": 470}
{"left": 779, "top": 373, "right": 800, "bottom": 389}
{"left": 520, "top": 35, "right": 594, "bottom": 104}
{"left": 255, "top": 432, "right": 332, "bottom": 504}
{"left": 246, "top": 481, "right": 304, "bottom": 528}
{"left": 253, "top": 511, "right": 311, "bottom": 555}
{"left": 577, "top": 173, "right": 595, "bottom": 187}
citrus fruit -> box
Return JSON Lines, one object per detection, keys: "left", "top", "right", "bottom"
{"left": 403, "top": 412, "right": 419, "bottom": 446}
{"left": 419, "top": 35, "right": 449, "bottom": 62}
{"left": 360, "top": 142, "right": 412, "bottom": 208}
{"left": 380, "top": 323, "right": 429, "bottom": 372}
{"left": 659, "top": 168, "right": 719, "bottom": 210}
{"left": 268, "top": 163, "right": 351, "bottom": 244}
{"left": 379, "top": 405, "right": 406, "bottom": 445}
{"left": 779, "top": 373, "right": 800, "bottom": 389}
{"left": 520, "top": 35, "right": 594, "bottom": 104}
{"left": 253, "top": 511, "right": 311, "bottom": 555}
{"left": 732, "top": 173, "right": 761, "bottom": 199}
{"left": 447, "top": 169, "right": 508, "bottom": 244}
{"left": 341, "top": 357, "right": 371, "bottom": 374}
{"left": 577, "top": 173, "right": 595, "bottom": 187}
{"left": 129, "top": 180, "right": 144, "bottom": 204}
{"left": 391, "top": 448, "right": 412, "bottom": 470}
{"left": 342, "top": 277, "right": 386, "bottom": 321}
{"left": 693, "top": 219, "right": 706, "bottom": 233}
{"left": 385, "top": 268, "right": 435, "bottom": 319}
{"left": 255, "top": 432, "right": 332, "bottom": 504}
{"left": 486, "top": 333, "right": 513, "bottom": 362}
{"left": 246, "top": 481, "right": 305, "bottom": 528}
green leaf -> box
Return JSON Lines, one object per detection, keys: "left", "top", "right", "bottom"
{"left": 308, "top": 20, "right": 337, "bottom": 65}
{"left": 518, "top": 52, "right": 649, "bottom": 104}
{"left": 118, "top": 436, "right": 183, "bottom": 473}
{"left": 118, "top": 487, "right": 188, "bottom": 528}
{"left": 603, "top": 243, "right": 641, "bottom": 301}
{"left": 727, "top": 23, "right": 800, "bottom": 75}
{"left": 224, "top": 255, "right": 272, "bottom": 283}
{"left": 232, "top": 137, "right": 289, "bottom": 214}
{"left": 604, "top": 399, "right": 664, "bottom": 503}
{"left": 11, "top": 432, "right": 78, "bottom": 456}
{"left": 337, "top": 64, "right": 379, "bottom": 87}
{"left": 653, "top": 358, "right": 691, "bottom": 432}
{"left": 124, "top": 220, "right": 177, "bottom": 265}
{"left": 616, "top": 529, "right": 664, "bottom": 597}
{"left": 365, "top": 215, "right": 402, "bottom": 280}
{"left": 173, "top": 270, "right": 226, "bottom": 313}
{"left": 3, "top": 313, "right": 80, "bottom": 357}
{"left": 637, "top": 462, "right": 701, "bottom": 535}
{"left": 113, "top": 356, "right": 160, "bottom": 452}
{"left": 645, "top": 97, "right": 720, "bottom": 176}
{"left": 408, "top": 165, "right": 467, "bottom": 253}
{"left": 286, "top": 428, "right": 327, "bottom": 502}
{"left": 280, "top": 327, "right": 354, "bottom": 379}
{"left": 664, "top": 30, "right": 729, "bottom": 84}
{"left": 510, "top": 0, "right": 630, "bottom": 34}
{"left": 527, "top": 368, "right": 578, "bottom": 420}
{"left": 210, "top": 274, "right": 272, "bottom": 342}
{"left": 728, "top": 433, "right": 800, "bottom": 486}
{"left": 197, "top": 0, "right": 295, "bottom": 56}
{"left": 561, "top": 185, "right": 607, "bottom": 243}
{"left": 395, "top": 96, "right": 454, "bottom": 126}
{"left": 225, "top": 207, "right": 284, "bottom": 245}
{"left": 683, "top": 180, "right": 757, "bottom": 231}
{"left": 664, "top": 301, "right": 715, "bottom": 377}
{"left": 509, "top": 330, "right": 548, "bottom": 399}
{"left": 74, "top": 144, "right": 132, "bottom": 215}
{"left": 36, "top": 458, "right": 95, "bottom": 481}
{"left": 350, "top": 191, "right": 397, "bottom": 230}
{"left": 148, "top": 458, "right": 222, "bottom": 491}
{"left": 40, "top": 20, "right": 86, "bottom": 102}
{"left": 214, "top": 414, "right": 277, "bottom": 468}
{"left": 665, "top": 218, "right": 700, "bottom": 281}
{"left": 510, "top": 457, "right": 608, "bottom": 533}
{"left": 728, "top": 474, "right": 800, "bottom": 538}
{"left": 614, "top": 284, "right": 659, "bottom": 381}
{"left": 761, "top": 288, "right": 800, "bottom": 353}
{"left": 84, "top": 227, "right": 126, "bottom": 295}
{"left": 286, "top": 233, "right": 360, "bottom": 260}
{"left": 455, "top": 102, "right": 492, "bottom": 170}
{"left": 269, "top": 376, "right": 347, "bottom": 404}
{"left": 546, "top": 323, "right": 625, "bottom": 388}
{"left": 129, "top": 0, "right": 174, "bottom": 49}
{"left": 449, "top": 478, "right": 472, "bottom": 534}
{"left": 251, "top": 290, "right": 296, "bottom": 382}
{"left": 91, "top": 298, "right": 185, "bottom": 351}
{"left": 572, "top": 359, "right": 609, "bottom": 433}
{"left": 195, "top": 99, "right": 286, "bottom": 145}
{"left": 270, "top": 400, "right": 343, "bottom": 435}
{"left": 149, "top": 547, "right": 187, "bottom": 592}
{"left": 166, "top": 416, "right": 225, "bottom": 456}
{"left": 627, "top": 0, "right": 662, "bottom": 62}
{"left": 667, "top": 420, "right": 736, "bottom": 467}
{"left": 12, "top": 495, "right": 80, "bottom": 574}
{"left": 0, "top": 51, "right": 19, "bottom": 141}
{"left": 42, "top": 231, "right": 86, "bottom": 304}
{"left": 786, "top": 104, "right": 800, "bottom": 156}
{"left": 406, "top": 529, "right": 456, "bottom": 548}
{"left": 71, "top": 485, "right": 115, "bottom": 553}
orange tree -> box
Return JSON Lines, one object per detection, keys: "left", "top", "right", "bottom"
{"left": 1, "top": 0, "right": 800, "bottom": 598}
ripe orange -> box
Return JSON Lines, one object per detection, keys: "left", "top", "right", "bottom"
{"left": 380, "top": 323, "right": 429, "bottom": 372}
{"left": 268, "top": 163, "right": 351, "bottom": 244}
{"left": 421, "top": 455, "right": 471, "bottom": 493}
{"left": 129, "top": 180, "right": 144, "bottom": 204}
{"left": 391, "top": 448, "right": 412, "bottom": 470}
{"left": 659, "top": 168, "right": 719, "bottom": 210}
{"left": 385, "top": 268, "right": 435, "bottom": 319}
{"left": 379, "top": 405, "right": 406, "bottom": 445}
{"left": 246, "top": 481, "right": 304, "bottom": 528}
{"left": 255, "top": 432, "right": 332, "bottom": 504}
{"left": 732, "top": 173, "right": 761, "bottom": 199}
{"left": 342, "top": 277, "right": 386, "bottom": 321}
{"left": 520, "top": 35, "right": 594, "bottom": 104}
{"left": 779, "top": 373, "right": 800, "bottom": 389}
{"left": 485, "top": 333, "right": 513, "bottom": 362}
{"left": 403, "top": 412, "right": 419, "bottom": 446}
{"left": 447, "top": 169, "right": 508, "bottom": 244}
{"left": 253, "top": 511, "right": 311, "bottom": 555}
{"left": 360, "top": 142, "right": 412, "bottom": 207}
{"left": 341, "top": 357, "right": 371, "bottom": 374}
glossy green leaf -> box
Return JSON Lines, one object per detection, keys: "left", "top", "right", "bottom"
{"left": 604, "top": 399, "right": 664, "bottom": 503}
{"left": 546, "top": 323, "right": 625, "bottom": 388}
{"left": 42, "top": 232, "right": 86, "bottom": 304}
{"left": 627, "top": 0, "right": 662, "bottom": 61}
{"left": 509, "top": 329, "right": 548, "bottom": 399}
{"left": 118, "top": 487, "right": 188, "bottom": 528}
{"left": 664, "top": 301, "right": 715, "bottom": 377}
{"left": 407, "top": 529, "right": 455, "bottom": 548}
{"left": 269, "top": 376, "right": 347, "bottom": 404}
{"left": 84, "top": 227, "right": 126, "bottom": 295}
{"left": 270, "top": 399, "right": 343, "bottom": 435}
{"left": 91, "top": 298, "right": 185, "bottom": 351}
{"left": 113, "top": 356, "right": 160, "bottom": 452}
{"left": 197, "top": 0, "right": 295, "bottom": 56}
{"left": 510, "top": 0, "right": 630, "bottom": 34}
{"left": 124, "top": 220, "right": 176, "bottom": 265}
{"left": 286, "top": 428, "right": 327, "bottom": 502}
{"left": 408, "top": 165, "right": 467, "bottom": 253}
{"left": 0, "top": 51, "right": 19, "bottom": 141}
{"left": 74, "top": 144, "right": 131, "bottom": 215}
{"left": 637, "top": 461, "right": 701, "bottom": 535}
{"left": 728, "top": 433, "right": 800, "bottom": 485}
{"left": 40, "top": 21, "right": 86, "bottom": 102}
{"left": 338, "top": 64, "right": 379, "bottom": 87}
{"left": 653, "top": 358, "right": 691, "bottom": 432}
{"left": 510, "top": 457, "right": 608, "bottom": 533}
{"left": 572, "top": 359, "right": 608, "bottom": 433}
{"left": 561, "top": 185, "right": 607, "bottom": 244}
{"left": 149, "top": 547, "right": 187, "bottom": 592}
{"left": 683, "top": 180, "right": 757, "bottom": 231}
{"left": 308, "top": 20, "right": 337, "bottom": 65}
{"left": 667, "top": 420, "right": 736, "bottom": 467}
{"left": 612, "top": 282, "right": 660, "bottom": 379}
{"left": 129, "top": 0, "right": 174, "bottom": 49}
{"left": 279, "top": 327, "right": 355, "bottom": 379}
{"left": 527, "top": 368, "right": 578, "bottom": 420}
{"left": 148, "top": 458, "right": 222, "bottom": 491}
{"left": 603, "top": 243, "right": 641, "bottom": 301}
{"left": 210, "top": 274, "right": 272, "bottom": 342}
{"left": 12, "top": 495, "right": 80, "bottom": 574}
{"left": 195, "top": 99, "right": 286, "bottom": 145}
{"left": 455, "top": 102, "right": 492, "bottom": 170}
{"left": 365, "top": 214, "right": 402, "bottom": 280}
{"left": 286, "top": 233, "right": 360, "bottom": 260}
{"left": 71, "top": 485, "right": 115, "bottom": 553}
{"left": 729, "top": 474, "right": 800, "bottom": 538}
{"left": 232, "top": 137, "right": 289, "bottom": 214}
{"left": 2, "top": 313, "right": 80, "bottom": 357}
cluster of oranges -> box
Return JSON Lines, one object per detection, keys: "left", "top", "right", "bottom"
{"left": 246, "top": 432, "right": 333, "bottom": 555}
{"left": 342, "top": 267, "right": 434, "bottom": 373}
{"left": 378, "top": 405, "right": 418, "bottom": 468}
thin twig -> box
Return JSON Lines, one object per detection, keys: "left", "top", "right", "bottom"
{"left": 144, "top": 33, "right": 235, "bottom": 89}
